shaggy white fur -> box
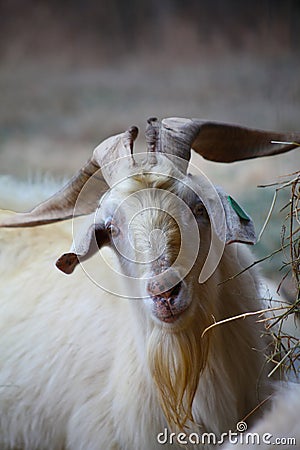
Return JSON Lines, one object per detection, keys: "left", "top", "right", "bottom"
{"left": 0, "top": 177, "right": 275, "bottom": 450}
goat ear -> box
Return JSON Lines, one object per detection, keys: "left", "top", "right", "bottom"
{"left": 215, "top": 187, "right": 256, "bottom": 245}
{"left": 56, "top": 216, "right": 110, "bottom": 274}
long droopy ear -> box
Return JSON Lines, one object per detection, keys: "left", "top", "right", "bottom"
{"left": 55, "top": 214, "right": 110, "bottom": 274}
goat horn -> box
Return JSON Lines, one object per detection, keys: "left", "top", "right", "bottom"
{"left": 145, "top": 117, "right": 160, "bottom": 165}
{"left": 161, "top": 117, "right": 300, "bottom": 164}
{"left": 145, "top": 117, "right": 190, "bottom": 172}
{"left": 0, "top": 126, "right": 139, "bottom": 227}
{"left": 125, "top": 125, "right": 139, "bottom": 165}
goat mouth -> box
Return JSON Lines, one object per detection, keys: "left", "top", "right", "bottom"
{"left": 148, "top": 280, "right": 190, "bottom": 324}
{"left": 152, "top": 300, "right": 189, "bottom": 323}
{"left": 160, "top": 312, "right": 184, "bottom": 323}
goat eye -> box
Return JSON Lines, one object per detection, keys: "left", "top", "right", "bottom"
{"left": 193, "top": 202, "right": 206, "bottom": 218}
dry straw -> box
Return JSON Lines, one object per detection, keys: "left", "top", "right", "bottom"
{"left": 262, "top": 165, "right": 300, "bottom": 378}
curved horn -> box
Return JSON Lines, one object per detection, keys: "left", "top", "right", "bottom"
{"left": 93, "top": 125, "right": 138, "bottom": 182}
{"left": 161, "top": 117, "right": 300, "bottom": 164}
{"left": 0, "top": 126, "right": 139, "bottom": 228}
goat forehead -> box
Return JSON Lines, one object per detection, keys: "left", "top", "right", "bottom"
{"left": 113, "top": 184, "right": 191, "bottom": 223}
{"left": 100, "top": 168, "right": 207, "bottom": 233}
{"left": 109, "top": 172, "right": 197, "bottom": 205}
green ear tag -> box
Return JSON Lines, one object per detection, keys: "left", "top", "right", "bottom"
{"left": 228, "top": 196, "right": 251, "bottom": 222}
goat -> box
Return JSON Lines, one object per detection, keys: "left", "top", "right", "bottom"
{"left": 0, "top": 118, "right": 299, "bottom": 450}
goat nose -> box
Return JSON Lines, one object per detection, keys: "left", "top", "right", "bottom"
{"left": 147, "top": 281, "right": 182, "bottom": 299}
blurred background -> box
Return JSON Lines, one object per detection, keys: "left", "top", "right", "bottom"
{"left": 0, "top": 0, "right": 299, "bottom": 284}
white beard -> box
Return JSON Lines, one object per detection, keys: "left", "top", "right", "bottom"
{"left": 147, "top": 305, "right": 211, "bottom": 432}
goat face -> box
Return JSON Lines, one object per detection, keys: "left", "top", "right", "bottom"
{"left": 63, "top": 155, "right": 231, "bottom": 329}
{"left": 54, "top": 150, "right": 256, "bottom": 330}
{"left": 100, "top": 167, "right": 211, "bottom": 326}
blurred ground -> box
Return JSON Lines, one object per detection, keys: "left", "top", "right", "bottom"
{"left": 0, "top": 0, "right": 299, "bottom": 283}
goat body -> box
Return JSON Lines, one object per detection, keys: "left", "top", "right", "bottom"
{"left": 1, "top": 117, "right": 299, "bottom": 450}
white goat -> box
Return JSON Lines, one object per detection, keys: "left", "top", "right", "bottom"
{"left": 0, "top": 118, "right": 299, "bottom": 450}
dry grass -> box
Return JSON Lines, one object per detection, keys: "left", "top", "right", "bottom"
{"left": 262, "top": 167, "right": 300, "bottom": 379}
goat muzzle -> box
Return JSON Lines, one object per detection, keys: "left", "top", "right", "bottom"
{"left": 147, "top": 280, "right": 190, "bottom": 323}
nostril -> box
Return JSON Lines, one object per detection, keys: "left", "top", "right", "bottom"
{"left": 170, "top": 281, "right": 182, "bottom": 298}
{"left": 147, "top": 280, "right": 182, "bottom": 299}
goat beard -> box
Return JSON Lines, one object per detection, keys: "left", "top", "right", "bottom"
{"left": 147, "top": 314, "right": 210, "bottom": 432}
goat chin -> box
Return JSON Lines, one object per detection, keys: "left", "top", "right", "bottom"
{"left": 147, "top": 304, "right": 210, "bottom": 432}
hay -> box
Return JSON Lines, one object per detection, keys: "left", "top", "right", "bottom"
{"left": 259, "top": 165, "right": 300, "bottom": 379}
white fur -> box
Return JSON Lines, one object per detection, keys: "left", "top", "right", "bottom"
{"left": 0, "top": 177, "right": 276, "bottom": 450}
